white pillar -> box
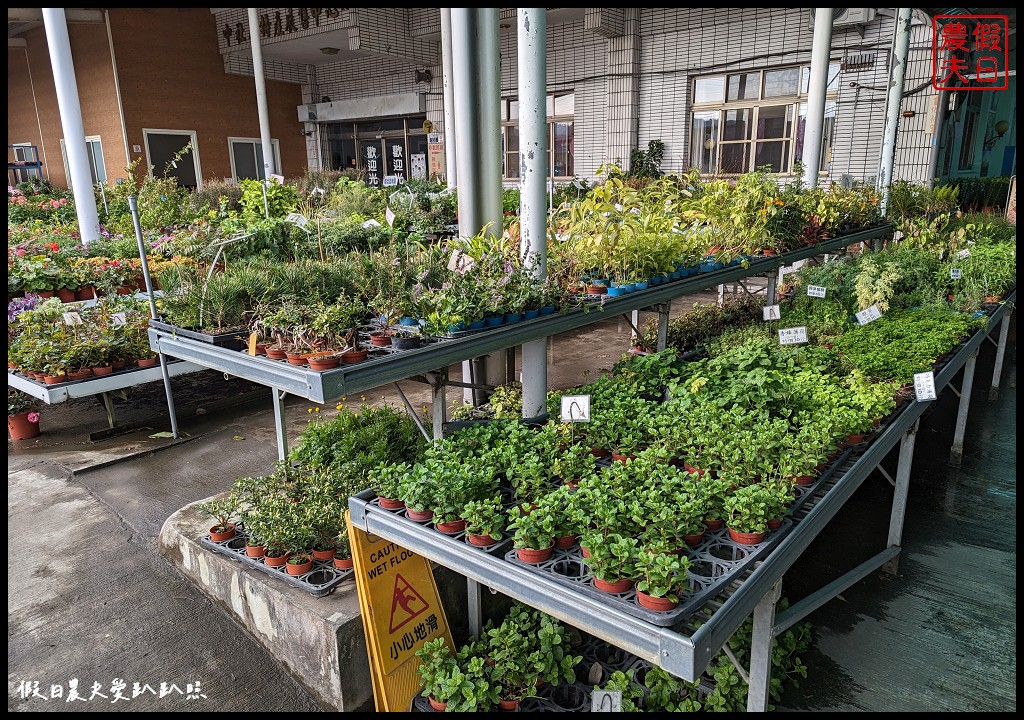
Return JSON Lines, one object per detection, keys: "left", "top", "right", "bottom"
{"left": 441, "top": 9, "right": 458, "bottom": 188}
{"left": 802, "top": 9, "right": 834, "bottom": 188}
{"left": 42, "top": 8, "right": 100, "bottom": 243}
{"left": 877, "top": 8, "right": 914, "bottom": 217}
{"left": 518, "top": 8, "right": 549, "bottom": 420}
{"left": 248, "top": 8, "right": 275, "bottom": 178}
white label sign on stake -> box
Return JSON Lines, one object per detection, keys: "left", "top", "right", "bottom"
{"left": 762, "top": 304, "right": 781, "bottom": 321}
{"left": 285, "top": 212, "right": 308, "bottom": 230}
{"left": 560, "top": 394, "right": 591, "bottom": 422}
{"left": 592, "top": 690, "right": 622, "bottom": 712}
{"left": 111, "top": 312, "right": 127, "bottom": 326}
{"left": 62, "top": 311, "right": 83, "bottom": 326}
{"left": 806, "top": 284, "right": 827, "bottom": 298}
{"left": 778, "top": 326, "right": 808, "bottom": 345}
{"left": 385, "top": 205, "right": 396, "bottom": 227}
{"left": 956, "top": 249, "right": 971, "bottom": 259}
{"left": 913, "top": 371, "right": 937, "bottom": 402}
{"left": 949, "top": 268, "right": 962, "bottom": 280}
{"left": 855, "top": 304, "right": 883, "bottom": 325}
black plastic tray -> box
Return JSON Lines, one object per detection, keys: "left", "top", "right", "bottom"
{"left": 149, "top": 319, "right": 247, "bottom": 351}
{"left": 200, "top": 525, "right": 352, "bottom": 597}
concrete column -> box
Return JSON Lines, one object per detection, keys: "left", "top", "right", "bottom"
{"left": 877, "top": 8, "right": 914, "bottom": 217}
{"left": 518, "top": 8, "right": 549, "bottom": 420}
{"left": 802, "top": 10, "right": 834, "bottom": 188}
{"left": 41, "top": 8, "right": 100, "bottom": 243}
{"left": 451, "top": 9, "right": 506, "bottom": 395}
{"left": 247, "top": 8, "right": 276, "bottom": 178}
{"left": 441, "top": 9, "right": 458, "bottom": 187}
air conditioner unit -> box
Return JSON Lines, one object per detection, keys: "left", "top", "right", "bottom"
{"left": 832, "top": 8, "right": 876, "bottom": 28}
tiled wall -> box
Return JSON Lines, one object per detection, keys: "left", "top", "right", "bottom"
{"left": 211, "top": 8, "right": 942, "bottom": 186}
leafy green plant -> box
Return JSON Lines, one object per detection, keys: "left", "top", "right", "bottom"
{"left": 634, "top": 548, "right": 691, "bottom": 603}
{"left": 460, "top": 496, "right": 505, "bottom": 542}
{"left": 507, "top": 504, "right": 557, "bottom": 551}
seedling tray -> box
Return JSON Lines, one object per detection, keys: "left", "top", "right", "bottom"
{"left": 200, "top": 525, "right": 352, "bottom": 597}
{"left": 503, "top": 518, "right": 794, "bottom": 628}
{"left": 149, "top": 319, "right": 247, "bottom": 351}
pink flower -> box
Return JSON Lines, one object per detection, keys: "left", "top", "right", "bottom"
{"left": 27, "top": 411, "right": 40, "bottom": 423}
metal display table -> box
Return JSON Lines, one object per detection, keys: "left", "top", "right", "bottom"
{"left": 147, "top": 225, "right": 893, "bottom": 456}
{"left": 8, "top": 360, "right": 204, "bottom": 430}
{"left": 346, "top": 289, "right": 1014, "bottom": 710}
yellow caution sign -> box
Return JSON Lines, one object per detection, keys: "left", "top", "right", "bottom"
{"left": 347, "top": 511, "right": 452, "bottom": 712}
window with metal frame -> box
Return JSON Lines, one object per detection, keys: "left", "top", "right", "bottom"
{"left": 690, "top": 64, "right": 839, "bottom": 175}
{"left": 501, "top": 92, "right": 574, "bottom": 180}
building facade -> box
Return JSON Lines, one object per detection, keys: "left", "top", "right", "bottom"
{"left": 7, "top": 8, "right": 1016, "bottom": 192}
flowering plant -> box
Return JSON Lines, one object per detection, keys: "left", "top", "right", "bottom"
{"left": 8, "top": 389, "right": 40, "bottom": 417}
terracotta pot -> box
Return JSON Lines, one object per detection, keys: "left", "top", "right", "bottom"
{"left": 405, "top": 508, "right": 434, "bottom": 522}
{"left": 984, "top": 295, "right": 1001, "bottom": 303}
{"left": 683, "top": 463, "right": 706, "bottom": 478}
{"left": 253, "top": 343, "right": 269, "bottom": 356}
{"left": 209, "top": 523, "right": 236, "bottom": 542}
{"left": 611, "top": 453, "right": 636, "bottom": 464}
{"left": 311, "top": 547, "right": 336, "bottom": 562}
{"left": 334, "top": 556, "right": 354, "bottom": 570}
{"left": 586, "top": 284, "right": 608, "bottom": 295}
{"left": 378, "top": 496, "right": 405, "bottom": 510}
{"left": 264, "top": 552, "right": 290, "bottom": 568}
{"left": 116, "top": 285, "right": 134, "bottom": 296}
{"left": 846, "top": 433, "right": 866, "bottom": 446}
{"left": 467, "top": 533, "right": 498, "bottom": 547}
{"left": 435, "top": 518, "right": 467, "bottom": 535}
{"left": 498, "top": 699, "right": 520, "bottom": 711}
{"left": 682, "top": 531, "right": 705, "bottom": 548}
{"left": 767, "top": 518, "right": 783, "bottom": 530}
{"left": 92, "top": 366, "right": 114, "bottom": 377}
{"left": 580, "top": 546, "right": 591, "bottom": 559}
{"left": 703, "top": 518, "right": 724, "bottom": 532}
{"left": 589, "top": 447, "right": 610, "bottom": 458}
{"left": 285, "top": 352, "right": 308, "bottom": 366}
{"left": 37, "top": 290, "right": 55, "bottom": 298}
{"left": 8, "top": 412, "right": 41, "bottom": 441}
{"left": 111, "top": 359, "right": 127, "bottom": 370}
{"left": 727, "top": 527, "right": 766, "bottom": 545}
{"left": 340, "top": 349, "right": 369, "bottom": 364}
{"left": 245, "top": 544, "right": 266, "bottom": 558}
{"left": 66, "top": 368, "right": 93, "bottom": 381}
{"left": 635, "top": 590, "right": 679, "bottom": 612}
{"left": 516, "top": 545, "right": 553, "bottom": 563}
{"left": 57, "top": 288, "right": 76, "bottom": 303}
{"left": 308, "top": 356, "right": 340, "bottom": 371}
{"left": 791, "top": 475, "right": 815, "bottom": 487}
{"left": 286, "top": 555, "right": 314, "bottom": 575}
{"left": 265, "top": 346, "right": 288, "bottom": 360}
{"left": 75, "top": 285, "right": 97, "bottom": 301}
{"left": 554, "top": 534, "right": 578, "bottom": 549}
{"left": 136, "top": 357, "right": 159, "bottom": 368}
{"left": 369, "top": 332, "right": 392, "bottom": 347}
{"left": 43, "top": 374, "right": 67, "bottom": 385}
{"left": 594, "top": 576, "right": 634, "bottom": 593}
{"left": 427, "top": 696, "right": 447, "bottom": 712}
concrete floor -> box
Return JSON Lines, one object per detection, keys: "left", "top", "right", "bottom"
{"left": 8, "top": 294, "right": 1015, "bottom": 712}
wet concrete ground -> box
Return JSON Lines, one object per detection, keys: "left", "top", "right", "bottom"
{"left": 8, "top": 295, "right": 1015, "bottom": 712}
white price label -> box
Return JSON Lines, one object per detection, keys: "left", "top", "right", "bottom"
{"left": 560, "top": 394, "right": 591, "bottom": 422}
{"left": 806, "top": 284, "right": 827, "bottom": 298}
{"left": 285, "top": 212, "right": 308, "bottom": 229}
{"left": 949, "top": 268, "right": 962, "bottom": 280}
{"left": 778, "top": 326, "right": 808, "bottom": 345}
{"left": 592, "top": 690, "right": 622, "bottom": 712}
{"left": 111, "top": 312, "right": 128, "bottom": 326}
{"left": 447, "top": 249, "right": 475, "bottom": 273}
{"left": 762, "top": 304, "right": 781, "bottom": 321}
{"left": 855, "top": 305, "right": 883, "bottom": 325}
{"left": 913, "top": 371, "right": 937, "bottom": 402}
{"left": 385, "top": 205, "right": 396, "bottom": 227}
{"left": 62, "top": 311, "right": 83, "bottom": 326}
{"left": 956, "top": 249, "right": 971, "bottom": 259}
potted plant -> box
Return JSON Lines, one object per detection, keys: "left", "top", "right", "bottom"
{"left": 723, "top": 483, "right": 775, "bottom": 545}
{"left": 482, "top": 610, "right": 542, "bottom": 709}
{"left": 507, "top": 503, "right": 557, "bottom": 563}
{"left": 333, "top": 531, "right": 353, "bottom": 569}
{"left": 460, "top": 496, "right": 505, "bottom": 547}
{"left": 368, "top": 461, "right": 411, "bottom": 510}
{"left": 198, "top": 495, "right": 239, "bottom": 542}
{"left": 8, "top": 389, "right": 42, "bottom": 440}
{"left": 415, "top": 637, "right": 497, "bottom": 712}
{"left": 634, "top": 546, "right": 692, "bottom": 611}
{"left": 579, "top": 530, "right": 639, "bottom": 593}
